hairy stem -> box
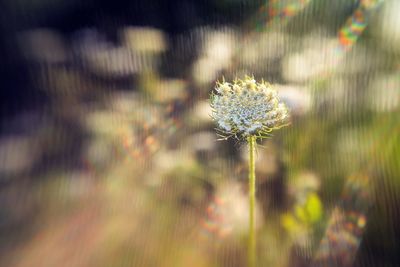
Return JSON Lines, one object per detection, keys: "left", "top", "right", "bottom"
{"left": 248, "top": 135, "right": 256, "bottom": 267}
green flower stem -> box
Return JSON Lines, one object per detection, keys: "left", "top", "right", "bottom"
{"left": 248, "top": 135, "right": 256, "bottom": 267}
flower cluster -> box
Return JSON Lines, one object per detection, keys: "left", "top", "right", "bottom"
{"left": 210, "top": 76, "right": 289, "bottom": 140}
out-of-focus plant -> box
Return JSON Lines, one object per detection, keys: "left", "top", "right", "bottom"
{"left": 210, "top": 76, "right": 289, "bottom": 267}
{"left": 280, "top": 171, "right": 323, "bottom": 262}
{"left": 282, "top": 193, "right": 323, "bottom": 247}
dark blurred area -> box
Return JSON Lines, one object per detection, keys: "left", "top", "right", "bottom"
{"left": 1, "top": 0, "right": 399, "bottom": 266}
{"left": 0, "top": 0, "right": 260, "bottom": 115}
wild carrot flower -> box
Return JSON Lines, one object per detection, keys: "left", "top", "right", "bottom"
{"left": 209, "top": 76, "right": 289, "bottom": 267}
{"left": 210, "top": 76, "right": 289, "bottom": 140}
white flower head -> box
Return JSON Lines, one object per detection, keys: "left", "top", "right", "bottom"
{"left": 210, "top": 76, "right": 289, "bottom": 140}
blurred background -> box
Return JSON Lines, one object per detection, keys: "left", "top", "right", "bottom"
{"left": 0, "top": 0, "right": 399, "bottom": 266}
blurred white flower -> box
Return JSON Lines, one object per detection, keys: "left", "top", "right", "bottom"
{"left": 192, "top": 28, "right": 236, "bottom": 85}
{"left": 367, "top": 74, "right": 400, "bottom": 112}
{"left": 371, "top": 0, "right": 400, "bottom": 53}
